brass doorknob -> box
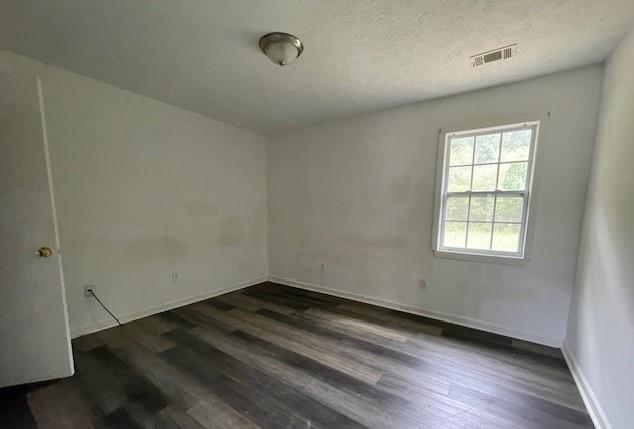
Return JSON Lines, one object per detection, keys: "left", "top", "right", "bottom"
{"left": 37, "top": 247, "right": 53, "bottom": 258}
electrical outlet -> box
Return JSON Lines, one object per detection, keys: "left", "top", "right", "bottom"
{"left": 84, "top": 285, "right": 95, "bottom": 297}
{"left": 171, "top": 272, "right": 179, "bottom": 283}
{"left": 418, "top": 279, "right": 427, "bottom": 289}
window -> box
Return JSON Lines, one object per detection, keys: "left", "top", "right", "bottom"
{"left": 434, "top": 121, "right": 539, "bottom": 261}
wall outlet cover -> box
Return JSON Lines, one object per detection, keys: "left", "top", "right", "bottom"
{"left": 84, "top": 285, "right": 95, "bottom": 297}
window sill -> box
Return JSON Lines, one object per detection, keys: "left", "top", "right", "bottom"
{"left": 433, "top": 249, "right": 529, "bottom": 266}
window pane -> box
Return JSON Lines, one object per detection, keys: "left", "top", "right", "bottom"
{"left": 474, "top": 133, "right": 500, "bottom": 164}
{"left": 447, "top": 166, "right": 472, "bottom": 192}
{"left": 449, "top": 136, "right": 474, "bottom": 166}
{"left": 492, "top": 223, "right": 521, "bottom": 252}
{"left": 443, "top": 222, "right": 467, "bottom": 248}
{"left": 470, "top": 195, "right": 495, "bottom": 221}
{"left": 498, "top": 162, "right": 528, "bottom": 191}
{"left": 445, "top": 196, "right": 469, "bottom": 221}
{"left": 439, "top": 123, "right": 537, "bottom": 258}
{"left": 495, "top": 196, "right": 524, "bottom": 222}
{"left": 467, "top": 223, "right": 492, "bottom": 250}
{"left": 472, "top": 164, "right": 497, "bottom": 191}
{"left": 500, "top": 129, "right": 531, "bottom": 162}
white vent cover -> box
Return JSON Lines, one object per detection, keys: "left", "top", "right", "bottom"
{"left": 471, "top": 44, "right": 517, "bottom": 67}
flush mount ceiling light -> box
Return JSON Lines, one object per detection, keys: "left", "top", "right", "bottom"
{"left": 259, "top": 32, "right": 304, "bottom": 66}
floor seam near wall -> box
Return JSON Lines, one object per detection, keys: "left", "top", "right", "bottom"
{"left": 267, "top": 274, "right": 562, "bottom": 348}
{"left": 561, "top": 344, "right": 612, "bottom": 429}
{"left": 70, "top": 275, "right": 268, "bottom": 338}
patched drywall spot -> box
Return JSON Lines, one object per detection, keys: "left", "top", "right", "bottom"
{"left": 237, "top": 258, "right": 254, "bottom": 274}
{"left": 342, "top": 235, "right": 406, "bottom": 250}
{"left": 391, "top": 175, "right": 412, "bottom": 204}
{"left": 183, "top": 201, "right": 219, "bottom": 217}
{"left": 251, "top": 208, "right": 266, "bottom": 245}
{"left": 127, "top": 235, "right": 188, "bottom": 261}
{"left": 219, "top": 217, "right": 243, "bottom": 246}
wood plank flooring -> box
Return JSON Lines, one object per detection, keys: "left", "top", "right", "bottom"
{"left": 0, "top": 282, "right": 593, "bottom": 428}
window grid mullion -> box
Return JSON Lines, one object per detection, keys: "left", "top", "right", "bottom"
{"left": 450, "top": 159, "right": 530, "bottom": 168}
{"left": 489, "top": 132, "right": 504, "bottom": 250}
{"left": 489, "top": 194, "right": 497, "bottom": 250}
{"left": 446, "top": 190, "right": 525, "bottom": 196}
{"left": 465, "top": 194, "right": 472, "bottom": 248}
{"left": 494, "top": 132, "right": 503, "bottom": 189}
{"left": 441, "top": 220, "right": 522, "bottom": 225}
{"left": 465, "top": 137, "right": 477, "bottom": 248}
{"left": 468, "top": 137, "right": 476, "bottom": 190}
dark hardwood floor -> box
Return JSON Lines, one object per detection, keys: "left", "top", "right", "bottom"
{"left": 1, "top": 282, "right": 593, "bottom": 428}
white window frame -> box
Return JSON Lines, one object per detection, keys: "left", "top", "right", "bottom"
{"left": 432, "top": 120, "right": 541, "bottom": 264}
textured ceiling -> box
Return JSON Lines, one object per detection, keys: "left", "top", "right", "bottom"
{"left": 0, "top": 1, "right": 632, "bottom": 134}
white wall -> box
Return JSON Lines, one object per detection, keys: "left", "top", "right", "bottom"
{"left": 268, "top": 66, "right": 603, "bottom": 346}
{"left": 564, "top": 29, "right": 634, "bottom": 429}
{"left": 0, "top": 50, "right": 268, "bottom": 337}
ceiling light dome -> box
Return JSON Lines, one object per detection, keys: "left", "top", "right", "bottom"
{"left": 259, "top": 32, "right": 303, "bottom": 66}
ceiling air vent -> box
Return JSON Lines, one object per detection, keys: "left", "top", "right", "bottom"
{"left": 471, "top": 44, "right": 517, "bottom": 67}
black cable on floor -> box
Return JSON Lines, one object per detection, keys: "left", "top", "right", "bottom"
{"left": 88, "top": 290, "right": 122, "bottom": 326}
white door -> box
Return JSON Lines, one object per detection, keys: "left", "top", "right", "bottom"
{"left": 0, "top": 71, "right": 74, "bottom": 387}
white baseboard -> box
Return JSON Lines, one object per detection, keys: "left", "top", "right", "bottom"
{"left": 562, "top": 344, "right": 612, "bottom": 429}
{"left": 268, "top": 274, "right": 561, "bottom": 348}
{"left": 70, "top": 275, "right": 267, "bottom": 338}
